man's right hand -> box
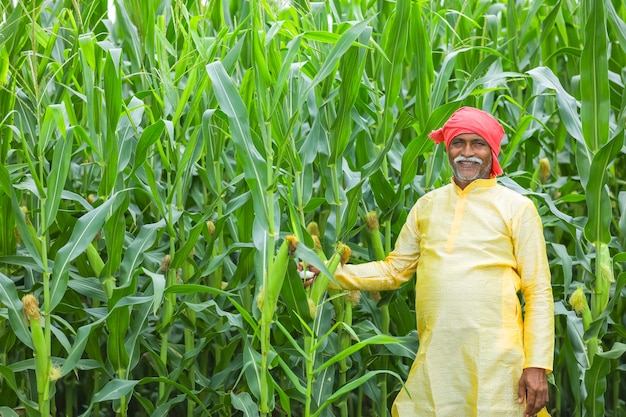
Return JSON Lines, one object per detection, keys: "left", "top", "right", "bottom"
{"left": 297, "top": 262, "right": 320, "bottom": 287}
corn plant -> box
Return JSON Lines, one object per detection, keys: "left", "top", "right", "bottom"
{"left": 0, "top": 0, "right": 625, "bottom": 416}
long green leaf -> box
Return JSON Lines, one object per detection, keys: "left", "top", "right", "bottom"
{"left": 60, "top": 318, "right": 105, "bottom": 376}
{"left": 330, "top": 29, "right": 370, "bottom": 163}
{"left": 583, "top": 355, "right": 611, "bottom": 416}
{"left": 38, "top": 104, "right": 66, "bottom": 161}
{"left": 400, "top": 102, "right": 458, "bottom": 187}
{"left": 50, "top": 193, "right": 124, "bottom": 311}
{"left": 92, "top": 379, "right": 139, "bottom": 402}
{"left": 119, "top": 223, "right": 160, "bottom": 286}
{"left": 606, "top": 0, "right": 626, "bottom": 55}
{"left": 580, "top": 1, "right": 609, "bottom": 153}
{"left": 279, "top": 262, "right": 313, "bottom": 324}
{"left": 314, "top": 334, "right": 399, "bottom": 374}
{"left": 301, "top": 17, "right": 374, "bottom": 104}
{"left": 132, "top": 119, "right": 165, "bottom": 176}
{"left": 43, "top": 122, "right": 73, "bottom": 233}
{"left": 583, "top": 134, "right": 623, "bottom": 243}
{"left": 312, "top": 370, "right": 403, "bottom": 417}
{"left": 206, "top": 61, "right": 269, "bottom": 234}
{"left": 0, "top": 272, "right": 32, "bottom": 348}
{"left": 527, "top": 66, "right": 584, "bottom": 143}
{"left": 0, "top": 165, "right": 43, "bottom": 268}
{"left": 231, "top": 391, "right": 260, "bottom": 417}
{"left": 0, "top": 407, "right": 19, "bottom": 417}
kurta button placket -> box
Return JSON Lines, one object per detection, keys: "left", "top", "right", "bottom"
{"left": 445, "top": 189, "right": 469, "bottom": 253}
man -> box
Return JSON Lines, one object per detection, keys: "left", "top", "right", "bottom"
{"left": 307, "top": 107, "right": 554, "bottom": 417}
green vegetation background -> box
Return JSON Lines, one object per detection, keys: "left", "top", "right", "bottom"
{"left": 0, "top": 0, "right": 625, "bottom": 416}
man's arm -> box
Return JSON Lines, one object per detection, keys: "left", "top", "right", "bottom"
{"left": 325, "top": 203, "right": 422, "bottom": 291}
{"left": 512, "top": 201, "right": 554, "bottom": 415}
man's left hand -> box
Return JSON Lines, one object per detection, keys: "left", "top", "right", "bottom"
{"left": 518, "top": 367, "right": 548, "bottom": 417}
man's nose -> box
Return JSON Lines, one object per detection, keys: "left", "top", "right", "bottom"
{"left": 461, "top": 142, "right": 474, "bottom": 156}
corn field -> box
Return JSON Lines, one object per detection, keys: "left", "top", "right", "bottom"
{"left": 0, "top": 0, "right": 625, "bottom": 416}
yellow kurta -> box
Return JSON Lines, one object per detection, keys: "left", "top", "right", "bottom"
{"left": 334, "top": 178, "right": 554, "bottom": 417}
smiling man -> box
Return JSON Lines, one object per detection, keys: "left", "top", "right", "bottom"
{"left": 312, "top": 107, "right": 555, "bottom": 416}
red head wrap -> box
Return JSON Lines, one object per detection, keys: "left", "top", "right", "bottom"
{"left": 428, "top": 107, "right": 505, "bottom": 177}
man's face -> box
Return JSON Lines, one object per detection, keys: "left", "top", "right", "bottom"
{"left": 447, "top": 133, "right": 493, "bottom": 188}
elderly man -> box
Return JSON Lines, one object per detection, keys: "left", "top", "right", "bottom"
{"left": 308, "top": 107, "right": 554, "bottom": 417}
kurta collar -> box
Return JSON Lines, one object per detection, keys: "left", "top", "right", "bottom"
{"left": 452, "top": 177, "right": 497, "bottom": 194}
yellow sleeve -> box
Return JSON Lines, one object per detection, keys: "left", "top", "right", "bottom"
{"left": 513, "top": 202, "right": 555, "bottom": 372}
{"left": 333, "top": 204, "right": 421, "bottom": 291}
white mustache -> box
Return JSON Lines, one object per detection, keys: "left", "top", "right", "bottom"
{"left": 454, "top": 156, "right": 483, "bottom": 164}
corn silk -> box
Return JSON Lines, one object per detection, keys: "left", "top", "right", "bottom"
{"left": 334, "top": 178, "right": 554, "bottom": 417}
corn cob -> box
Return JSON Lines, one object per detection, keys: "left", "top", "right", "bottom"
{"left": 23, "top": 294, "right": 51, "bottom": 417}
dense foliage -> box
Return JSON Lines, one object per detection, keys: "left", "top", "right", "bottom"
{"left": 0, "top": 0, "right": 625, "bottom": 416}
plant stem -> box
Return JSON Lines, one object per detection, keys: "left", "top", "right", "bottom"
{"left": 367, "top": 212, "right": 389, "bottom": 416}
{"left": 304, "top": 335, "right": 314, "bottom": 417}
{"left": 338, "top": 298, "right": 353, "bottom": 417}
{"left": 183, "top": 256, "right": 196, "bottom": 417}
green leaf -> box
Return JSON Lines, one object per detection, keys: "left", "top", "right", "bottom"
{"left": 554, "top": 301, "right": 589, "bottom": 369}
{"left": 170, "top": 215, "right": 209, "bottom": 270}
{"left": 580, "top": 0, "right": 609, "bottom": 153}
{"left": 60, "top": 319, "right": 105, "bottom": 376}
{"left": 165, "top": 284, "right": 259, "bottom": 335}
{"left": 583, "top": 355, "right": 610, "bottom": 416}
{"left": 0, "top": 165, "right": 43, "bottom": 268}
{"left": 280, "top": 261, "right": 313, "bottom": 324}
{"left": 38, "top": 104, "right": 66, "bottom": 160}
{"left": 0, "top": 2, "right": 25, "bottom": 53}
{"left": 527, "top": 66, "right": 583, "bottom": 144}
{"left": 0, "top": 272, "right": 31, "bottom": 348}
{"left": 401, "top": 102, "right": 458, "bottom": 187}
{"left": 551, "top": 243, "right": 573, "bottom": 297}
{"left": 0, "top": 407, "right": 19, "bottom": 417}
{"left": 243, "top": 339, "right": 263, "bottom": 401}
{"left": 92, "top": 379, "right": 139, "bottom": 403}
{"left": 411, "top": 2, "right": 432, "bottom": 123}
{"left": 430, "top": 49, "right": 462, "bottom": 110}
{"left": 330, "top": 30, "right": 370, "bottom": 164}
{"left": 132, "top": 120, "right": 165, "bottom": 176}
{"left": 606, "top": 0, "right": 626, "bottom": 55}
{"left": 102, "top": 193, "right": 129, "bottom": 278}
{"left": 170, "top": 123, "right": 204, "bottom": 205}
{"left": 206, "top": 61, "right": 270, "bottom": 234}
{"left": 312, "top": 370, "right": 403, "bottom": 417}
{"left": 301, "top": 17, "right": 374, "bottom": 103}
{"left": 119, "top": 222, "right": 160, "bottom": 286}
{"left": 597, "top": 342, "right": 626, "bottom": 360}
{"left": 43, "top": 125, "right": 74, "bottom": 232}
{"left": 142, "top": 268, "right": 165, "bottom": 315}
{"left": 137, "top": 376, "right": 209, "bottom": 414}
{"left": 103, "top": 48, "right": 122, "bottom": 135}
{"left": 270, "top": 34, "right": 302, "bottom": 113}
{"left": 125, "top": 296, "right": 153, "bottom": 372}
{"left": 583, "top": 135, "right": 623, "bottom": 243}
{"left": 231, "top": 391, "right": 260, "bottom": 417}
{"left": 51, "top": 192, "right": 125, "bottom": 311}
{"left": 314, "top": 334, "right": 399, "bottom": 374}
